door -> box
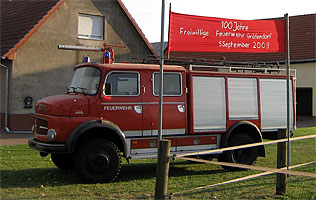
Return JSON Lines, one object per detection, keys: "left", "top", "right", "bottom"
{"left": 101, "top": 71, "right": 143, "bottom": 137}
{"left": 142, "top": 71, "right": 187, "bottom": 136}
{"left": 296, "top": 87, "right": 312, "bottom": 116}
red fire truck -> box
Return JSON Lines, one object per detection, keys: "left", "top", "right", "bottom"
{"left": 29, "top": 55, "right": 295, "bottom": 183}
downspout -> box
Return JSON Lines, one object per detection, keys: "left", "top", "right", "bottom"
{"left": 0, "top": 62, "right": 32, "bottom": 134}
{"left": 0, "top": 63, "right": 9, "bottom": 131}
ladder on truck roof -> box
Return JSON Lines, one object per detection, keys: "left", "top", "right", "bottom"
{"left": 189, "top": 64, "right": 296, "bottom": 78}
{"left": 142, "top": 56, "right": 296, "bottom": 77}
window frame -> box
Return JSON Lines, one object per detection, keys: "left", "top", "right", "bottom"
{"left": 104, "top": 71, "right": 140, "bottom": 97}
{"left": 78, "top": 13, "right": 104, "bottom": 40}
{"left": 152, "top": 72, "right": 183, "bottom": 97}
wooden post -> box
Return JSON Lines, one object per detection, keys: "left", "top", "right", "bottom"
{"left": 276, "top": 129, "right": 287, "bottom": 195}
{"left": 155, "top": 139, "right": 171, "bottom": 200}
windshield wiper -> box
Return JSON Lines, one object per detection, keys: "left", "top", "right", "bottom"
{"left": 77, "top": 87, "right": 87, "bottom": 95}
{"left": 67, "top": 86, "right": 78, "bottom": 94}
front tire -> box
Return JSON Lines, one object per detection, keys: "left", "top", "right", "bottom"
{"left": 219, "top": 133, "right": 258, "bottom": 171}
{"left": 75, "top": 138, "right": 122, "bottom": 183}
{"left": 51, "top": 153, "right": 74, "bottom": 170}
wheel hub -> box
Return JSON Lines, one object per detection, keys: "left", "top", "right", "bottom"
{"left": 234, "top": 148, "right": 251, "bottom": 163}
{"left": 88, "top": 153, "right": 110, "bottom": 173}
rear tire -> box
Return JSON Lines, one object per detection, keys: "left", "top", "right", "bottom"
{"left": 219, "top": 133, "right": 258, "bottom": 171}
{"left": 75, "top": 138, "right": 122, "bottom": 183}
{"left": 51, "top": 153, "right": 74, "bottom": 170}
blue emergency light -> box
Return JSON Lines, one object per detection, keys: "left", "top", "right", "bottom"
{"left": 105, "top": 51, "right": 110, "bottom": 58}
{"left": 82, "top": 55, "right": 90, "bottom": 63}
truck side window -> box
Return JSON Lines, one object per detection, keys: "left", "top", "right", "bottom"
{"left": 153, "top": 72, "right": 182, "bottom": 96}
{"left": 105, "top": 72, "right": 139, "bottom": 96}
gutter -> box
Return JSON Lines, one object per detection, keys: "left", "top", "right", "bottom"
{"left": 0, "top": 63, "right": 32, "bottom": 134}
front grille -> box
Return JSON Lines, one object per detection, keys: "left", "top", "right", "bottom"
{"left": 35, "top": 118, "right": 48, "bottom": 135}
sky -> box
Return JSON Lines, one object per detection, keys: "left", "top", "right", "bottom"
{"left": 121, "top": 0, "right": 315, "bottom": 42}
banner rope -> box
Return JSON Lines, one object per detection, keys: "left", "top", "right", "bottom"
{"left": 173, "top": 134, "right": 316, "bottom": 158}
{"left": 169, "top": 161, "right": 316, "bottom": 197}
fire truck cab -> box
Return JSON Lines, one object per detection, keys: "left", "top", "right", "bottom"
{"left": 29, "top": 61, "right": 295, "bottom": 183}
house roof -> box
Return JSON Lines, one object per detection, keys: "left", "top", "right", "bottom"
{"left": 0, "top": 0, "right": 63, "bottom": 59}
{"left": 151, "top": 42, "right": 168, "bottom": 56}
{"left": 0, "top": 0, "right": 157, "bottom": 60}
{"left": 157, "top": 13, "right": 315, "bottom": 63}
{"left": 116, "top": 0, "right": 158, "bottom": 57}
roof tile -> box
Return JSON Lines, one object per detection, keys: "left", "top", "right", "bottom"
{"left": 0, "top": 0, "right": 60, "bottom": 56}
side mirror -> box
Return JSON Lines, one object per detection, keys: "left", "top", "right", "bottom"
{"left": 104, "top": 83, "right": 112, "bottom": 95}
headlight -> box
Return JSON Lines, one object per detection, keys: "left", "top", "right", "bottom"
{"left": 47, "top": 129, "right": 57, "bottom": 141}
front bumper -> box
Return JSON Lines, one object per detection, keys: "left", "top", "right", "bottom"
{"left": 28, "top": 138, "right": 67, "bottom": 154}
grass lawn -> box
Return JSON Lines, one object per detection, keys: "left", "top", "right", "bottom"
{"left": 0, "top": 127, "right": 315, "bottom": 199}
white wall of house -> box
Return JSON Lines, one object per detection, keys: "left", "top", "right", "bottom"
{"left": 291, "top": 62, "right": 316, "bottom": 116}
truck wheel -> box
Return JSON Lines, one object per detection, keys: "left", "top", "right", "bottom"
{"left": 219, "top": 133, "right": 258, "bottom": 171}
{"left": 75, "top": 138, "right": 122, "bottom": 183}
{"left": 51, "top": 153, "right": 74, "bottom": 170}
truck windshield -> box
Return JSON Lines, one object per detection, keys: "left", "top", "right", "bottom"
{"left": 68, "top": 66, "right": 101, "bottom": 95}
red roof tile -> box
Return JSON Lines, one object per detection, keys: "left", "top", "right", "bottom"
{"left": 1, "top": 0, "right": 157, "bottom": 60}
{"left": 116, "top": 0, "right": 158, "bottom": 57}
{"left": 1, "top": 0, "right": 61, "bottom": 58}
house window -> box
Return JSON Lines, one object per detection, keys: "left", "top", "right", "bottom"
{"left": 78, "top": 14, "right": 104, "bottom": 40}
